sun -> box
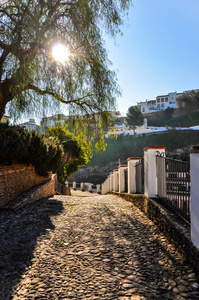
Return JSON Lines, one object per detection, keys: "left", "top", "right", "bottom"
{"left": 52, "top": 43, "right": 69, "bottom": 63}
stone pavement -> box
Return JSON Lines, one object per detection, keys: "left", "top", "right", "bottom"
{"left": 0, "top": 192, "right": 199, "bottom": 300}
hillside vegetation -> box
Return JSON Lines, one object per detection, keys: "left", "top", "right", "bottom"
{"left": 90, "top": 130, "right": 199, "bottom": 165}
{"left": 147, "top": 108, "right": 199, "bottom": 127}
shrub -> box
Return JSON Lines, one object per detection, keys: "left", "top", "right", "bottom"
{"left": 0, "top": 123, "right": 63, "bottom": 176}
{"left": 46, "top": 126, "right": 90, "bottom": 183}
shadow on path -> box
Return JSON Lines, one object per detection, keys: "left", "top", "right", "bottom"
{"left": 0, "top": 197, "right": 64, "bottom": 300}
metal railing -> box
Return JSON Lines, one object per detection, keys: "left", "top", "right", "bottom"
{"left": 135, "top": 158, "right": 144, "bottom": 194}
{"left": 124, "top": 168, "right": 128, "bottom": 193}
{"left": 156, "top": 152, "right": 190, "bottom": 222}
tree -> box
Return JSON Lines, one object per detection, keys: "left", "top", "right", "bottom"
{"left": 125, "top": 105, "right": 144, "bottom": 134}
{"left": 46, "top": 125, "right": 90, "bottom": 183}
{"left": 0, "top": 0, "right": 132, "bottom": 123}
{"left": 177, "top": 90, "right": 199, "bottom": 122}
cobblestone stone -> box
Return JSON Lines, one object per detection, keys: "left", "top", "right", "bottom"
{"left": 0, "top": 192, "right": 199, "bottom": 299}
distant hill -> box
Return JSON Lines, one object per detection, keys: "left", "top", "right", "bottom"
{"left": 69, "top": 129, "right": 199, "bottom": 184}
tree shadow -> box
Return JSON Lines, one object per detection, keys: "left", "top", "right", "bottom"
{"left": 0, "top": 197, "right": 64, "bottom": 300}
{"left": 87, "top": 203, "right": 199, "bottom": 299}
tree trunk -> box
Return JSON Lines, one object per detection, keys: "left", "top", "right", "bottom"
{"left": 0, "top": 91, "right": 7, "bottom": 120}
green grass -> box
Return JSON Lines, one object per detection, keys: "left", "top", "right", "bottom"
{"left": 90, "top": 130, "right": 199, "bottom": 165}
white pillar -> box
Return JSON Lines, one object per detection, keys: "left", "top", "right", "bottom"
{"left": 96, "top": 184, "right": 101, "bottom": 193}
{"left": 73, "top": 181, "right": 76, "bottom": 190}
{"left": 190, "top": 147, "right": 199, "bottom": 250}
{"left": 101, "top": 183, "right": 105, "bottom": 195}
{"left": 116, "top": 171, "right": 119, "bottom": 192}
{"left": 144, "top": 145, "right": 165, "bottom": 197}
{"left": 80, "top": 182, "right": 84, "bottom": 191}
{"left": 128, "top": 157, "right": 141, "bottom": 194}
{"left": 119, "top": 165, "right": 127, "bottom": 193}
{"left": 110, "top": 172, "right": 114, "bottom": 191}
{"left": 107, "top": 176, "right": 110, "bottom": 193}
{"left": 88, "top": 183, "right": 92, "bottom": 192}
{"left": 113, "top": 169, "right": 118, "bottom": 192}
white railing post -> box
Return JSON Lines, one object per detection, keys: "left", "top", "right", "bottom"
{"left": 96, "top": 184, "right": 101, "bottom": 193}
{"left": 128, "top": 157, "right": 141, "bottom": 194}
{"left": 101, "top": 183, "right": 105, "bottom": 195}
{"left": 113, "top": 169, "right": 118, "bottom": 192}
{"left": 73, "top": 181, "right": 76, "bottom": 190}
{"left": 80, "top": 182, "right": 84, "bottom": 191}
{"left": 107, "top": 176, "right": 110, "bottom": 193}
{"left": 190, "top": 146, "right": 199, "bottom": 250}
{"left": 110, "top": 172, "right": 114, "bottom": 191}
{"left": 88, "top": 183, "right": 92, "bottom": 192}
{"left": 116, "top": 170, "right": 119, "bottom": 192}
{"left": 119, "top": 165, "right": 127, "bottom": 193}
{"left": 144, "top": 145, "right": 165, "bottom": 197}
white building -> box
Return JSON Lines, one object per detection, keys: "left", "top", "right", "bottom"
{"left": 105, "top": 118, "right": 157, "bottom": 137}
{"left": 41, "top": 114, "right": 69, "bottom": 131}
{"left": 19, "top": 119, "right": 40, "bottom": 132}
{"left": 137, "top": 91, "right": 184, "bottom": 114}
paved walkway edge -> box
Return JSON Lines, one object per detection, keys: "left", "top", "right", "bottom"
{"left": 110, "top": 192, "right": 199, "bottom": 274}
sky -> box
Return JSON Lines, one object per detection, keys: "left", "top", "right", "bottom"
{"left": 106, "top": 0, "right": 199, "bottom": 116}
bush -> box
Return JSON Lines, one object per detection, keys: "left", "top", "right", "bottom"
{"left": 46, "top": 126, "right": 90, "bottom": 183}
{"left": 0, "top": 123, "right": 63, "bottom": 176}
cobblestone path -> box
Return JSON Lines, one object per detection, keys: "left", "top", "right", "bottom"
{"left": 1, "top": 193, "right": 199, "bottom": 300}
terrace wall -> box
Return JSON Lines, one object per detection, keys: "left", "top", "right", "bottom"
{"left": 0, "top": 163, "right": 54, "bottom": 207}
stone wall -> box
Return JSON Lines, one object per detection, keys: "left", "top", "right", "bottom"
{"left": 0, "top": 163, "right": 53, "bottom": 207}
{"left": 110, "top": 192, "right": 199, "bottom": 274}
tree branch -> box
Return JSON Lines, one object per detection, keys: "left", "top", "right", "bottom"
{"left": 27, "top": 83, "right": 95, "bottom": 106}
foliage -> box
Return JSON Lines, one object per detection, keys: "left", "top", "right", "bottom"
{"left": 125, "top": 105, "right": 144, "bottom": 133}
{"left": 0, "top": 0, "right": 132, "bottom": 123}
{"left": 0, "top": 123, "right": 63, "bottom": 176}
{"left": 178, "top": 90, "right": 199, "bottom": 121}
{"left": 90, "top": 130, "right": 199, "bottom": 165}
{"left": 46, "top": 125, "right": 90, "bottom": 183}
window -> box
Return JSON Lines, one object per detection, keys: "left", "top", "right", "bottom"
{"left": 142, "top": 108, "right": 145, "bottom": 112}
{"left": 161, "top": 98, "right": 164, "bottom": 102}
{"left": 157, "top": 98, "right": 160, "bottom": 103}
{"left": 165, "top": 97, "right": 168, "bottom": 102}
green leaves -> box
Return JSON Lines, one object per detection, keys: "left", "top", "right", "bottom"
{"left": 178, "top": 90, "right": 199, "bottom": 122}
{"left": 0, "top": 123, "right": 63, "bottom": 176}
{"left": 0, "top": 0, "right": 132, "bottom": 120}
{"left": 125, "top": 105, "right": 144, "bottom": 133}
{"left": 46, "top": 125, "right": 90, "bottom": 183}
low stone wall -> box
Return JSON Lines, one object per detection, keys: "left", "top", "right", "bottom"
{"left": 110, "top": 192, "right": 199, "bottom": 274}
{"left": 5, "top": 175, "right": 56, "bottom": 209}
{"left": 0, "top": 163, "right": 52, "bottom": 207}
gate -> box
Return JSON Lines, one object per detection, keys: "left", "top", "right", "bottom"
{"left": 156, "top": 152, "right": 190, "bottom": 222}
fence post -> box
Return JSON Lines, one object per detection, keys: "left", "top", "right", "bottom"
{"left": 73, "top": 181, "right": 76, "bottom": 190}
{"left": 119, "top": 165, "right": 128, "bottom": 193}
{"left": 110, "top": 172, "right": 114, "bottom": 192}
{"left": 156, "top": 152, "right": 167, "bottom": 198}
{"left": 144, "top": 145, "right": 165, "bottom": 197}
{"left": 106, "top": 176, "right": 110, "bottom": 193}
{"left": 113, "top": 169, "right": 117, "bottom": 192}
{"left": 128, "top": 157, "right": 141, "bottom": 194}
{"left": 88, "top": 183, "right": 92, "bottom": 192}
{"left": 190, "top": 146, "right": 199, "bottom": 250}
{"left": 80, "top": 182, "right": 84, "bottom": 191}
{"left": 96, "top": 184, "right": 101, "bottom": 193}
{"left": 101, "top": 183, "right": 105, "bottom": 195}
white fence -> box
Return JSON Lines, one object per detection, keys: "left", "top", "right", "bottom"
{"left": 101, "top": 145, "right": 199, "bottom": 251}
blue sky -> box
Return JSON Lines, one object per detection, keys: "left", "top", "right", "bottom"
{"left": 106, "top": 0, "right": 199, "bottom": 115}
